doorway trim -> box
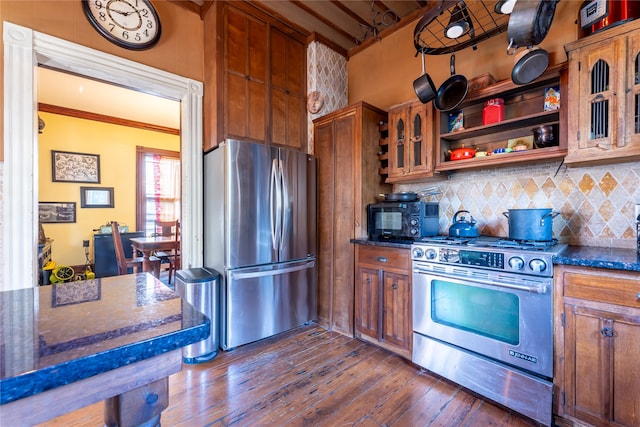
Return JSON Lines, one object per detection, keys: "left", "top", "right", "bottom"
{"left": 2, "top": 22, "right": 204, "bottom": 291}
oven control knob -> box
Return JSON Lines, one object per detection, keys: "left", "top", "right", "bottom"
{"left": 508, "top": 256, "right": 525, "bottom": 270}
{"left": 529, "top": 258, "right": 547, "bottom": 273}
{"left": 410, "top": 219, "right": 419, "bottom": 226}
{"left": 425, "top": 248, "right": 437, "bottom": 260}
{"left": 410, "top": 228, "right": 418, "bottom": 235}
{"left": 412, "top": 247, "right": 424, "bottom": 259}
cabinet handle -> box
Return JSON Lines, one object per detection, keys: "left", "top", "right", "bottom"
{"left": 636, "top": 292, "right": 640, "bottom": 300}
{"left": 376, "top": 256, "right": 387, "bottom": 263}
{"left": 366, "top": 278, "right": 371, "bottom": 284}
{"left": 600, "top": 327, "right": 614, "bottom": 338}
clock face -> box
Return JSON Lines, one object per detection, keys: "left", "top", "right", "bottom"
{"left": 82, "top": 0, "right": 161, "bottom": 50}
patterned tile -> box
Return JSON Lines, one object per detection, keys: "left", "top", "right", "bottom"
{"left": 401, "top": 160, "right": 640, "bottom": 250}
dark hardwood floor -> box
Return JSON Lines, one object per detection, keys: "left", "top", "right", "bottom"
{"left": 37, "top": 324, "right": 539, "bottom": 426}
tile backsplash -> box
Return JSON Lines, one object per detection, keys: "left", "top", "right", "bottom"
{"left": 399, "top": 160, "right": 640, "bottom": 249}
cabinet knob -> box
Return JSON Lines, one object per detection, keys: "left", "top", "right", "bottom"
{"left": 392, "top": 283, "right": 398, "bottom": 290}
{"left": 376, "top": 256, "right": 387, "bottom": 263}
{"left": 636, "top": 292, "right": 640, "bottom": 299}
{"left": 600, "top": 327, "right": 614, "bottom": 338}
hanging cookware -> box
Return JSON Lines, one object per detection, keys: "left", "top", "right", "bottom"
{"left": 378, "top": 192, "right": 420, "bottom": 202}
{"left": 503, "top": 208, "right": 560, "bottom": 241}
{"left": 449, "top": 210, "right": 479, "bottom": 237}
{"left": 507, "top": 0, "right": 558, "bottom": 49}
{"left": 413, "top": 52, "right": 437, "bottom": 104}
{"left": 447, "top": 145, "right": 476, "bottom": 161}
{"left": 434, "top": 54, "right": 468, "bottom": 112}
{"left": 511, "top": 46, "right": 549, "bottom": 85}
{"left": 506, "top": 0, "right": 559, "bottom": 85}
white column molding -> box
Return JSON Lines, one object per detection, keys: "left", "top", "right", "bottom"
{"left": 2, "top": 21, "right": 204, "bottom": 290}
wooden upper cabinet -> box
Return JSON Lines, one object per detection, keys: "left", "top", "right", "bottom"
{"left": 387, "top": 99, "right": 435, "bottom": 183}
{"left": 224, "top": 6, "right": 267, "bottom": 143}
{"left": 270, "top": 28, "right": 306, "bottom": 150}
{"left": 203, "top": 2, "right": 307, "bottom": 152}
{"left": 565, "top": 19, "right": 640, "bottom": 166}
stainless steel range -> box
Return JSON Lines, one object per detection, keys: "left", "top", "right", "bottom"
{"left": 411, "top": 236, "right": 566, "bottom": 426}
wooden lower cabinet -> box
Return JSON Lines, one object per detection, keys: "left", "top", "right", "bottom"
{"left": 554, "top": 265, "right": 640, "bottom": 427}
{"left": 355, "top": 244, "right": 411, "bottom": 359}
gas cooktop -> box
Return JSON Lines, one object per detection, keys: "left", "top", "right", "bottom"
{"left": 417, "top": 235, "right": 566, "bottom": 254}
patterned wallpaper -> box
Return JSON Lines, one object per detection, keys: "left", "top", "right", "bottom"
{"left": 400, "top": 160, "right": 640, "bottom": 250}
{"left": 306, "top": 41, "right": 348, "bottom": 152}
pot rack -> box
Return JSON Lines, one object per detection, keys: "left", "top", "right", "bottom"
{"left": 414, "top": 0, "right": 510, "bottom": 55}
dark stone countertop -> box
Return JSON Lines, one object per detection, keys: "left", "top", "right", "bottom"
{"left": 0, "top": 273, "right": 210, "bottom": 405}
{"left": 352, "top": 239, "right": 640, "bottom": 272}
{"left": 553, "top": 245, "right": 640, "bottom": 273}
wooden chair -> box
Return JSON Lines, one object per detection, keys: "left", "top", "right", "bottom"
{"left": 154, "top": 219, "right": 181, "bottom": 284}
{"left": 111, "top": 221, "right": 160, "bottom": 278}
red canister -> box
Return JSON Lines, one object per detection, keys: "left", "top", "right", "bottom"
{"left": 483, "top": 98, "right": 504, "bottom": 125}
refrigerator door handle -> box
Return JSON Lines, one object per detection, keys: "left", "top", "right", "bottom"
{"left": 278, "top": 157, "right": 288, "bottom": 257}
{"left": 270, "top": 158, "right": 281, "bottom": 251}
{"left": 230, "top": 261, "right": 316, "bottom": 280}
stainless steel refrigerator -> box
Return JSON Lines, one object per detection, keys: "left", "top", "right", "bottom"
{"left": 204, "top": 139, "right": 317, "bottom": 350}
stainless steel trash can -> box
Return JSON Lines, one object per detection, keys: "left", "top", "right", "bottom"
{"left": 175, "top": 267, "right": 220, "bottom": 363}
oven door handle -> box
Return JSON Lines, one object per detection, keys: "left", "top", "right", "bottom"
{"left": 413, "top": 267, "right": 548, "bottom": 294}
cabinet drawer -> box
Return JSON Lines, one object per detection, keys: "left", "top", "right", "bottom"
{"left": 563, "top": 271, "right": 640, "bottom": 309}
{"left": 356, "top": 245, "right": 410, "bottom": 270}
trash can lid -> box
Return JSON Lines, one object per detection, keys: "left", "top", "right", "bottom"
{"left": 175, "top": 267, "right": 220, "bottom": 283}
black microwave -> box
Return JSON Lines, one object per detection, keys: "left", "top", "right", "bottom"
{"left": 368, "top": 201, "right": 439, "bottom": 241}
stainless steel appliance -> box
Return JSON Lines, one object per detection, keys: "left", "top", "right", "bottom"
{"left": 411, "top": 236, "right": 566, "bottom": 426}
{"left": 204, "top": 140, "right": 317, "bottom": 350}
{"left": 367, "top": 201, "right": 438, "bottom": 241}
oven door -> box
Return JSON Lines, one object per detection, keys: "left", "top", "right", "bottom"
{"left": 412, "top": 261, "right": 553, "bottom": 378}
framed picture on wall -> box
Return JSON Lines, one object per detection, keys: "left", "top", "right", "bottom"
{"left": 80, "top": 187, "right": 114, "bottom": 208}
{"left": 39, "top": 202, "right": 76, "bottom": 223}
{"left": 52, "top": 150, "right": 100, "bottom": 183}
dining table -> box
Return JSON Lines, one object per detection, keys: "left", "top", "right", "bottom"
{"left": 130, "top": 235, "right": 177, "bottom": 273}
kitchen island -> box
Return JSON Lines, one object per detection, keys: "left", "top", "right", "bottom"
{"left": 0, "top": 273, "right": 209, "bottom": 426}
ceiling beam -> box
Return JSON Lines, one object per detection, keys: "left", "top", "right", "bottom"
{"left": 290, "top": 0, "right": 356, "bottom": 44}
{"left": 330, "top": 0, "right": 370, "bottom": 28}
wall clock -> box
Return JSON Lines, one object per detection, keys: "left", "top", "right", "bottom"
{"left": 82, "top": 0, "right": 161, "bottom": 50}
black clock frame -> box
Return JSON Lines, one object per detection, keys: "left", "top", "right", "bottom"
{"left": 82, "top": 0, "right": 162, "bottom": 51}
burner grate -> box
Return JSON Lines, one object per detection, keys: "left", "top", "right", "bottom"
{"left": 489, "top": 238, "right": 559, "bottom": 250}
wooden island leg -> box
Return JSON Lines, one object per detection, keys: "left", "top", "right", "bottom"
{"left": 104, "top": 377, "right": 169, "bottom": 427}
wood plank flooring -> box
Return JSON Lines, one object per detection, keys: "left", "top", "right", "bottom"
{"left": 37, "top": 324, "right": 540, "bottom": 426}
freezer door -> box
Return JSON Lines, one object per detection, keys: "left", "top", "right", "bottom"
{"left": 221, "top": 259, "right": 317, "bottom": 350}
{"left": 279, "top": 148, "right": 317, "bottom": 263}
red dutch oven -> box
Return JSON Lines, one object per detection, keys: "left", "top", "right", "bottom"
{"left": 448, "top": 145, "right": 476, "bottom": 161}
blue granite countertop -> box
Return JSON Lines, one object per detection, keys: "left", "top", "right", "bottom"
{"left": 554, "top": 245, "right": 640, "bottom": 272}
{"left": 0, "top": 273, "right": 210, "bottom": 405}
{"left": 352, "top": 239, "right": 640, "bottom": 272}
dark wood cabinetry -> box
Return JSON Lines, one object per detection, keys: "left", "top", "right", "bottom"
{"left": 355, "top": 244, "right": 411, "bottom": 359}
{"left": 387, "top": 99, "right": 436, "bottom": 183}
{"left": 203, "top": 2, "right": 307, "bottom": 152}
{"left": 270, "top": 28, "right": 305, "bottom": 150}
{"left": 564, "top": 19, "right": 640, "bottom": 166}
{"left": 554, "top": 265, "right": 640, "bottom": 427}
{"left": 313, "top": 103, "right": 391, "bottom": 337}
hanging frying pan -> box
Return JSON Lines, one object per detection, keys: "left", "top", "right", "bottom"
{"left": 434, "top": 54, "right": 468, "bottom": 112}
{"left": 413, "top": 52, "right": 437, "bottom": 104}
{"left": 507, "top": 0, "right": 559, "bottom": 85}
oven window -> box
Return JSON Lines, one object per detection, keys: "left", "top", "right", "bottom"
{"left": 431, "top": 280, "right": 519, "bottom": 345}
{"left": 376, "top": 211, "right": 402, "bottom": 230}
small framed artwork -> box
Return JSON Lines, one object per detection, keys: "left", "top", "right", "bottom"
{"left": 39, "top": 202, "right": 76, "bottom": 223}
{"left": 52, "top": 150, "right": 100, "bottom": 183}
{"left": 80, "top": 187, "right": 114, "bottom": 208}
